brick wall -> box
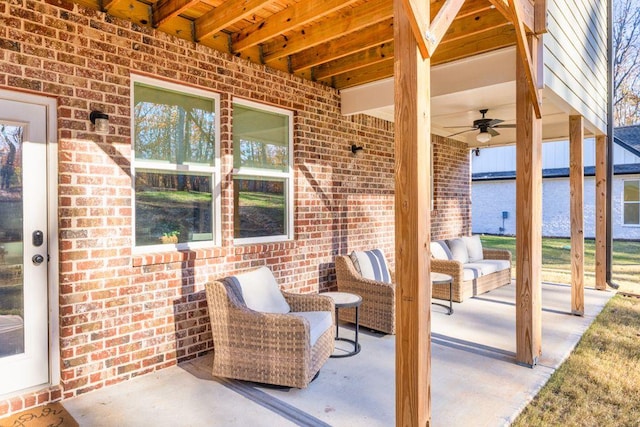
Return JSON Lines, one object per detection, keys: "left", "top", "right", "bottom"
{"left": 0, "top": 0, "right": 469, "bottom": 416}
{"left": 432, "top": 134, "right": 471, "bottom": 239}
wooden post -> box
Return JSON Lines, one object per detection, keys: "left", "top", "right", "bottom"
{"left": 569, "top": 115, "right": 585, "bottom": 315}
{"left": 595, "top": 134, "right": 607, "bottom": 290}
{"left": 394, "top": 0, "right": 431, "bottom": 425}
{"left": 515, "top": 34, "right": 542, "bottom": 367}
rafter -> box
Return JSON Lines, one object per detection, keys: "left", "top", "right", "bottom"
{"left": 231, "top": 0, "right": 361, "bottom": 53}
{"left": 153, "top": 0, "right": 198, "bottom": 28}
{"left": 195, "top": 0, "right": 274, "bottom": 42}
{"left": 332, "top": 58, "right": 394, "bottom": 89}
{"left": 314, "top": 42, "right": 394, "bottom": 80}
{"left": 508, "top": 0, "right": 542, "bottom": 118}
{"left": 261, "top": 0, "right": 393, "bottom": 63}
{"left": 291, "top": 19, "right": 393, "bottom": 72}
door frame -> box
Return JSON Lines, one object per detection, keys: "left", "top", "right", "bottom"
{"left": 0, "top": 88, "right": 60, "bottom": 392}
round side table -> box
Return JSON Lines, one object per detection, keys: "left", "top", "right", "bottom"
{"left": 322, "top": 291, "right": 362, "bottom": 357}
{"left": 431, "top": 272, "right": 454, "bottom": 315}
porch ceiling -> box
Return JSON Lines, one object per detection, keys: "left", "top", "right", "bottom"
{"left": 75, "top": 0, "right": 528, "bottom": 91}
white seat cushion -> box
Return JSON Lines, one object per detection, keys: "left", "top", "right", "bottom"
{"left": 228, "top": 266, "right": 291, "bottom": 314}
{"left": 463, "top": 235, "right": 484, "bottom": 262}
{"left": 446, "top": 238, "right": 469, "bottom": 264}
{"left": 290, "top": 311, "right": 333, "bottom": 346}
{"left": 430, "top": 241, "right": 453, "bottom": 260}
{"left": 350, "top": 249, "right": 391, "bottom": 283}
{"left": 462, "top": 260, "right": 511, "bottom": 281}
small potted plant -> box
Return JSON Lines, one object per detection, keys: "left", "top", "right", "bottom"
{"left": 160, "top": 230, "right": 180, "bottom": 244}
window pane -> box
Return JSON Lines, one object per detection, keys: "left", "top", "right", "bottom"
{"left": 234, "top": 178, "right": 286, "bottom": 238}
{"left": 135, "top": 172, "right": 213, "bottom": 246}
{"left": 624, "top": 203, "right": 640, "bottom": 225}
{"left": 233, "top": 104, "right": 289, "bottom": 171}
{"left": 134, "top": 83, "right": 216, "bottom": 165}
{"left": 624, "top": 181, "right": 640, "bottom": 202}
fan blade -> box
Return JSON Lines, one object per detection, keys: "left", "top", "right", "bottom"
{"left": 488, "top": 128, "right": 500, "bottom": 137}
{"left": 493, "top": 124, "right": 517, "bottom": 128}
{"left": 443, "top": 125, "right": 476, "bottom": 129}
{"left": 487, "top": 118, "right": 503, "bottom": 127}
{"left": 447, "top": 128, "right": 476, "bottom": 137}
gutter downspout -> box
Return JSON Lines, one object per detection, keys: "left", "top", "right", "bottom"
{"left": 606, "top": 0, "right": 619, "bottom": 289}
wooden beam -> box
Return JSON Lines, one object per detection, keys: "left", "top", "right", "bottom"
{"left": 153, "top": 0, "right": 197, "bottom": 28}
{"left": 426, "top": 0, "right": 466, "bottom": 56}
{"left": 534, "top": 0, "right": 548, "bottom": 34}
{"left": 509, "top": 0, "right": 542, "bottom": 118}
{"left": 195, "top": 0, "right": 273, "bottom": 42}
{"left": 487, "top": 0, "right": 535, "bottom": 32}
{"left": 331, "top": 58, "right": 394, "bottom": 89}
{"left": 231, "top": 0, "right": 363, "bottom": 52}
{"left": 394, "top": 0, "right": 431, "bottom": 424}
{"left": 261, "top": 0, "right": 392, "bottom": 63}
{"left": 595, "top": 134, "right": 608, "bottom": 290}
{"left": 314, "top": 42, "right": 394, "bottom": 80}
{"left": 570, "top": 115, "right": 585, "bottom": 315}
{"left": 400, "top": 0, "right": 430, "bottom": 58}
{"left": 290, "top": 19, "right": 394, "bottom": 72}
{"left": 515, "top": 33, "right": 542, "bottom": 367}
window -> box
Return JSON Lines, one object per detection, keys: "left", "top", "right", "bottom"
{"left": 132, "top": 75, "right": 220, "bottom": 249}
{"left": 233, "top": 100, "right": 293, "bottom": 243}
{"left": 623, "top": 180, "right": 640, "bottom": 226}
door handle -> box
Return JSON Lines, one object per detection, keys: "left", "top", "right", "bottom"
{"left": 32, "top": 254, "right": 44, "bottom": 265}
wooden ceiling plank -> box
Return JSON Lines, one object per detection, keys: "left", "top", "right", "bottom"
{"left": 331, "top": 58, "right": 395, "bottom": 89}
{"left": 314, "top": 42, "right": 394, "bottom": 80}
{"left": 508, "top": 0, "right": 542, "bottom": 118}
{"left": 232, "top": 0, "right": 361, "bottom": 53}
{"left": 153, "top": 0, "right": 198, "bottom": 28}
{"left": 426, "top": 0, "right": 465, "bottom": 55}
{"left": 290, "top": 19, "right": 394, "bottom": 72}
{"left": 441, "top": 9, "right": 511, "bottom": 44}
{"left": 261, "top": 0, "right": 393, "bottom": 63}
{"left": 195, "top": 0, "right": 275, "bottom": 42}
{"left": 401, "top": 0, "right": 430, "bottom": 58}
{"left": 103, "top": 0, "right": 154, "bottom": 28}
{"left": 431, "top": 25, "right": 516, "bottom": 65}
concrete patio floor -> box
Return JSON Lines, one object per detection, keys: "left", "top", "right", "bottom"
{"left": 63, "top": 282, "right": 613, "bottom": 426}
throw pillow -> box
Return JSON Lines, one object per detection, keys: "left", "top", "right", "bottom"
{"left": 226, "top": 266, "right": 291, "bottom": 313}
{"left": 430, "top": 241, "right": 453, "bottom": 260}
{"left": 350, "top": 249, "right": 392, "bottom": 283}
{"left": 446, "top": 238, "right": 469, "bottom": 264}
{"left": 463, "top": 235, "right": 484, "bottom": 262}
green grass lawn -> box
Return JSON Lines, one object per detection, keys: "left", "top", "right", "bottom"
{"left": 478, "top": 235, "right": 640, "bottom": 425}
{"left": 480, "top": 235, "right": 640, "bottom": 294}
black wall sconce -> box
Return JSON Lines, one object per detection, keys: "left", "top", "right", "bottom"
{"left": 473, "top": 147, "right": 480, "bottom": 157}
{"left": 351, "top": 144, "right": 364, "bottom": 156}
{"left": 90, "top": 111, "right": 110, "bottom": 135}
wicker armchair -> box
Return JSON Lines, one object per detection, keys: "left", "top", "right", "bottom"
{"left": 205, "top": 271, "right": 335, "bottom": 389}
{"left": 335, "top": 255, "right": 396, "bottom": 335}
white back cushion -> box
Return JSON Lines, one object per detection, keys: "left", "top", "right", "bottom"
{"left": 463, "top": 235, "right": 484, "bottom": 262}
{"left": 446, "top": 238, "right": 469, "bottom": 264}
{"left": 430, "top": 241, "right": 453, "bottom": 260}
{"left": 350, "top": 249, "right": 392, "bottom": 283}
{"left": 229, "top": 266, "right": 290, "bottom": 313}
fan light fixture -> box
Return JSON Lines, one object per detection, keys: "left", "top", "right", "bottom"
{"left": 476, "top": 130, "right": 491, "bottom": 143}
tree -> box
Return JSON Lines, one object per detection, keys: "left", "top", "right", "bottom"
{"left": 614, "top": 0, "right": 640, "bottom": 126}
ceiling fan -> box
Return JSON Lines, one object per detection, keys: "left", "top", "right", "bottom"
{"left": 446, "top": 109, "right": 516, "bottom": 143}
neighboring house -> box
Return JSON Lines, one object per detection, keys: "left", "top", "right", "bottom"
{"left": 471, "top": 125, "right": 640, "bottom": 240}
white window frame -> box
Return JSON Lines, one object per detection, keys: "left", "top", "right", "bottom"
{"left": 131, "top": 74, "right": 221, "bottom": 253}
{"left": 622, "top": 178, "right": 640, "bottom": 227}
{"left": 232, "top": 98, "right": 294, "bottom": 244}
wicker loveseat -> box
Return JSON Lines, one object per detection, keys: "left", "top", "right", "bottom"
{"left": 205, "top": 267, "right": 335, "bottom": 388}
{"left": 430, "top": 236, "right": 512, "bottom": 303}
{"left": 335, "top": 250, "right": 396, "bottom": 335}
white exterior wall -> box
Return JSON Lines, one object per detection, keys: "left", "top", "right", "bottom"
{"left": 544, "top": 0, "right": 608, "bottom": 133}
{"left": 472, "top": 176, "right": 640, "bottom": 240}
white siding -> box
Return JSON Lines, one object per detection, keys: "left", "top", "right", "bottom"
{"left": 472, "top": 176, "right": 640, "bottom": 240}
{"left": 544, "top": 0, "right": 608, "bottom": 133}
